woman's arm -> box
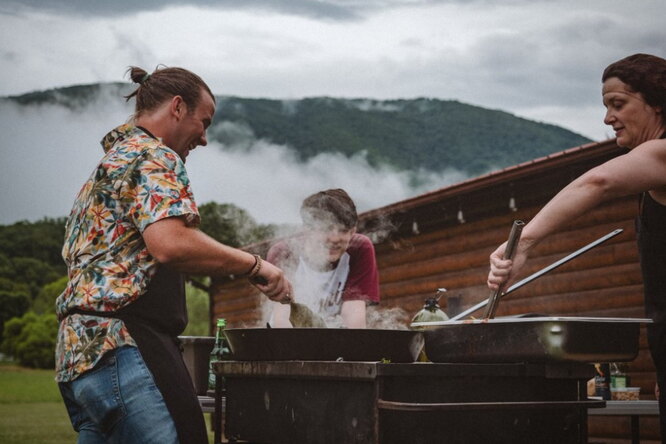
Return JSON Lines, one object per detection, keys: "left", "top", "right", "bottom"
{"left": 488, "top": 139, "right": 666, "bottom": 290}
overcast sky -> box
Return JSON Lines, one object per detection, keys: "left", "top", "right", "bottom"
{"left": 1, "top": 0, "right": 664, "bottom": 225}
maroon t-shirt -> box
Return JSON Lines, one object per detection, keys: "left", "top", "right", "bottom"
{"left": 266, "top": 233, "right": 380, "bottom": 304}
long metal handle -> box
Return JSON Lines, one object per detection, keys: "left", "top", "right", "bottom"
{"left": 377, "top": 399, "right": 606, "bottom": 412}
{"left": 484, "top": 220, "right": 525, "bottom": 319}
{"left": 411, "top": 228, "right": 624, "bottom": 327}
{"left": 502, "top": 228, "right": 624, "bottom": 297}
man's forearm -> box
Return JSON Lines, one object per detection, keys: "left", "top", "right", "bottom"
{"left": 143, "top": 217, "right": 256, "bottom": 277}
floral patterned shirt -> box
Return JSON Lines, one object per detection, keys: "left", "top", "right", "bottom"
{"left": 55, "top": 124, "right": 199, "bottom": 382}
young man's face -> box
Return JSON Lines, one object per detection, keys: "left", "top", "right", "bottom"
{"left": 303, "top": 223, "right": 356, "bottom": 267}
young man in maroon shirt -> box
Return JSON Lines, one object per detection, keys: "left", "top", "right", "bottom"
{"left": 268, "top": 189, "right": 379, "bottom": 328}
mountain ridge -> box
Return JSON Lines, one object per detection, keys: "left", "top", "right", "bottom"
{"left": 4, "top": 82, "right": 591, "bottom": 176}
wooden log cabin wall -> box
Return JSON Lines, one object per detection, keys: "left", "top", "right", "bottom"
{"left": 209, "top": 138, "right": 660, "bottom": 442}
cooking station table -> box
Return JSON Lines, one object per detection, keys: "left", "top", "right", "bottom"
{"left": 212, "top": 360, "right": 604, "bottom": 444}
{"left": 588, "top": 400, "right": 659, "bottom": 444}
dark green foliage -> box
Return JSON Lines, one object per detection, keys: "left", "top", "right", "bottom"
{"left": 182, "top": 282, "right": 210, "bottom": 336}
{"left": 0, "top": 217, "right": 66, "bottom": 266}
{"left": 0, "top": 219, "right": 67, "bottom": 318}
{"left": 0, "top": 217, "right": 67, "bottom": 276}
{"left": 2, "top": 312, "right": 58, "bottom": 369}
{"left": 0, "top": 276, "right": 30, "bottom": 293}
{"left": 9, "top": 257, "right": 62, "bottom": 298}
{"left": 0, "top": 276, "right": 32, "bottom": 342}
{"left": 0, "top": 219, "right": 68, "bottom": 346}
{"left": 32, "top": 276, "right": 68, "bottom": 315}
{"left": 198, "top": 201, "right": 276, "bottom": 247}
{"left": 0, "top": 291, "right": 30, "bottom": 343}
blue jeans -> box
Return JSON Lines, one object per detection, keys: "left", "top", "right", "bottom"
{"left": 59, "top": 345, "right": 179, "bottom": 444}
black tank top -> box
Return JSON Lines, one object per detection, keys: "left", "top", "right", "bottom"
{"left": 636, "top": 133, "right": 666, "bottom": 380}
{"left": 637, "top": 192, "right": 666, "bottom": 324}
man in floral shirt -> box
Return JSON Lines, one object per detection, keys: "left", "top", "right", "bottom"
{"left": 56, "top": 66, "right": 292, "bottom": 444}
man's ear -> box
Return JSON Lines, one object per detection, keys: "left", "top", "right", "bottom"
{"left": 170, "top": 95, "right": 186, "bottom": 120}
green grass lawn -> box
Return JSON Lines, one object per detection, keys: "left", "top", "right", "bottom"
{"left": 0, "top": 363, "right": 76, "bottom": 444}
{"left": 0, "top": 362, "right": 215, "bottom": 443}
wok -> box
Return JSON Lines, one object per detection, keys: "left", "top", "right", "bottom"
{"left": 423, "top": 316, "right": 650, "bottom": 363}
{"left": 225, "top": 328, "right": 424, "bottom": 362}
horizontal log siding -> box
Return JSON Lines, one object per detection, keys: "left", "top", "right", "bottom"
{"left": 209, "top": 140, "right": 658, "bottom": 441}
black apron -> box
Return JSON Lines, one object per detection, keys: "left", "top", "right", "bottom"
{"left": 637, "top": 191, "right": 666, "bottom": 443}
{"left": 74, "top": 266, "right": 208, "bottom": 444}
{"left": 118, "top": 265, "right": 208, "bottom": 444}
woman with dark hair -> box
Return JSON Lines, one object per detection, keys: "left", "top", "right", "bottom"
{"left": 268, "top": 189, "right": 380, "bottom": 328}
{"left": 56, "top": 65, "right": 292, "bottom": 443}
{"left": 487, "top": 53, "right": 666, "bottom": 441}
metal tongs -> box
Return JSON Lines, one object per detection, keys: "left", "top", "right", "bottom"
{"left": 484, "top": 220, "right": 524, "bottom": 319}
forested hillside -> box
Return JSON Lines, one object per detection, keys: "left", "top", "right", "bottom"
{"left": 6, "top": 83, "right": 591, "bottom": 176}
{"left": 213, "top": 96, "right": 590, "bottom": 175}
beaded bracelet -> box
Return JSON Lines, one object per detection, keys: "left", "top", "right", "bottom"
{"left": 247, "top": 254, "right": 262, "bottom": 278}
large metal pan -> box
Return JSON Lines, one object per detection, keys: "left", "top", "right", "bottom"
{"left": 225, "top": 328, "right": 424, "bottom": 363}
{"left": 423, "top": 316, "right": 650, "bottom": 363}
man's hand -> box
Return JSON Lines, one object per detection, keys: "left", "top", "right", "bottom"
{"left": 250, "top": 260, "right": 293, "bottom": 304}
{"left": 144, "top": 216, "right": 293, "bottom": 303}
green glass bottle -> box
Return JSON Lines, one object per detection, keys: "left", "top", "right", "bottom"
{"left": 208, "top": 318, "right": 230, "bottom": 390}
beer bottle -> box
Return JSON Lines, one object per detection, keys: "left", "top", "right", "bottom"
{"left": 208, "top": 318, "right": 230, "bottom": 390}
